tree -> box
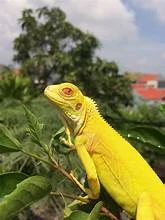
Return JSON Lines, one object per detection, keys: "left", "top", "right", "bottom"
{"left": 77, "top": 58, "right": 133, "bottom": 110}
{"left": 13, "top": 6, "right": 133, "bottom": 108}
{"left": 13, "top": 7, "right": 99, "bottom": 86}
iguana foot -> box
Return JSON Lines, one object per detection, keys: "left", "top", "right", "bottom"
{"left": 59, "top": 137, "right": 75, "bottom": 149}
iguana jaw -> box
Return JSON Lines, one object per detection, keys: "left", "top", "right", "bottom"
{"left": 44, "top": 85, "right": 65, "bottom": 107}
{"left": 44, "top": 84, "right": 86, "bottom": 135}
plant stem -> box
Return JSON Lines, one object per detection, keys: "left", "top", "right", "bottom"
{"left": 21, "top": 149, "right": 53, "bottom": 167}
{"left": 21, "top": 148, "right": 86, "bottom": 194}
{"left": 101, "top": 206, "right": 119, "bottom": 220}
{"left": 51, "top": 192, "right": 119, "bottom": 220}
{"left": 50, "top": 192, "right": 88, "bottom": 203}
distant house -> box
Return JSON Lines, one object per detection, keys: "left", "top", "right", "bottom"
{"left": 131, "top": 73, "right": 165, "bottom": 103}
{"left": 137, "top": 74, "right": 159, "bottom": 88}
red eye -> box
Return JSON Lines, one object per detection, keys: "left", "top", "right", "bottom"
{"left": 62, "top": 87, "right": 73, "bottom": 96}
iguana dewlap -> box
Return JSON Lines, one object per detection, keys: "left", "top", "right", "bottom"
{"left": 44, "top": 82, "right": 165, "bottom": 220}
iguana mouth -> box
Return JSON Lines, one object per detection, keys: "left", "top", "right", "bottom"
{"left": 44, "top": 86, "right": 63, "bottom": 105}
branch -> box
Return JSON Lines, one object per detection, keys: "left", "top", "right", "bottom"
{"left": 50, "top": 192, "right": 88, "bottom": 203}
{"left": 50, "top": 192, "right": 119, "bottom": 220}
{"left": 101, "top": 206, "right": 119, "bottom": 220}
{"left": 21, "top": 148, "right": 86, "bottom": 194}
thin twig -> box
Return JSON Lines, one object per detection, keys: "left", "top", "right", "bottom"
{"left": 22, "top": 145, "right": 119, "bottom": 220}
{"left": 101, "top": 206, "right": 119, "bottom": 220}
{"left": 50, "top": 192, "right": 88, "bottom": 203}
{"left": 51, "top": 192, "right": 119, "bottom": 220}
{"left": 21, "top": 149, "right": 52, "bottom": 166}
{"left": 21, "top": 148, "right": 86, "bottom": 194}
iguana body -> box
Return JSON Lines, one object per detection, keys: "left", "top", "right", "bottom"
{"left": 44, "top": 83, "right": 165, "bottom": 219}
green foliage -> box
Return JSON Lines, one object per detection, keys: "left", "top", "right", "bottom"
{"left": 126, "top": 126, "right": 165, "bottom": 152}
{"left": 88, "top": 201, "right": 103, "bottom": 220}
{"left": 24, "top": 106, "right": 44, "bottom": 147}
{"left": 65, "top": 211, "right": 89, "bottom": 220}
{"left": 0, "top": 98, "right": 165, "bottom": 219}
{"left": 0, "top": 71, "right": 32, "bottom": 102}
{"left": 109, "top": 103, "right": 165, "bottom": 134}
{"left": 0, "top": 105, "right": 78, "bottom": 218}
{"left": 0, "top": 176, "right": 52, "bottom": 220}
{"left": 0, "top": 96, "right": 61, "bottom": 145}
{"left": 0, "top": 124, "right": 21, "bottom": 153}
{"left": 160, "top": 104, "right": 165, "bottom": 113}
{"left": 4, "top": 6, "right": 165, "bottom": 217}
{"left": 13, "top": 6, "right": 133, "bottom": 108}
{"left": 0, "top": 172, "right": 28, "bottom": 199}
{"left": 108, "top": 104, "right": 165, "bottom": 166}
{"left": 13, "top": 7, "right": 99, "bottom": 86}
{"left": 65, "top": 201, "right": 103, "bottom": 220}
{"left": 0, "top": 105, "right": 106, "bottom": 219}
{"left": 0, "top": 66, "right": 165, "bottom": 219}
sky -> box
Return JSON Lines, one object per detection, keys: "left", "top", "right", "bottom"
{"left": 1, "top": 0, "right": 165, "bottom": 75}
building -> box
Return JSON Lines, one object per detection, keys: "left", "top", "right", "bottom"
{"left": 131, "top": 74, "right": 165, "bottom": 103}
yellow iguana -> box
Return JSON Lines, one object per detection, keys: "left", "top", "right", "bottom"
{"left": 44, "top": 82, "right": 165, "bottom": 220}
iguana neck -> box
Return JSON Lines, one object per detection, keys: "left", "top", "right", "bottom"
{"left": 77, "top": 97, "right": 104, "bottom": 135}
{"left": 57, "top": 100, "right": 87, "bottom": 137}
{"left": 58, "top": 97, "right": 103, "bottom": 137}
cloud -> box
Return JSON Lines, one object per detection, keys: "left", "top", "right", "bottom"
{"left": 0, "top": 0, "right": 38, "bottom": 64}
{"left": 132, "top": 0, "right": 165, "bottom": 23}
{"left": 136, "top": 57, "right": 148, "bottom": 66}
{"left": 0, "top": 0, "right": 164, "bottom": 76}
{"left": 161, "top": 52, "right": 165, "bottom": 59}
{"left": 0, "top": 0, "right": 138, "bottom": 65}
{"left": 55, "top": 0, "right": 138, "bottom": 42}
{"left": 122, "top": 43, "right": 165, "bottom": 74}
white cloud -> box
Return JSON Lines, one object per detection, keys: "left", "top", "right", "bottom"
{"left": 0, "top": 0, "right": 138, "bottom": 65}
{"left": 98, "top": 40, "right": 165, "bottom": 74}
{"left": 161, "top": 52, "right": 165, "bottom": 59}
{"left": 136, "top": 57, "right": 148, "bottom": 66}
{"left": 0, "top": 0, "right": 37, "bottom": 64}
{"left": 132, "top": 0, "right": 165, "bottom": 23}
{"left": 0, "top": 0, "right": 164, "bottom": 76}
{"left": 55, "top": 0, "right": 138, "bottom": 42}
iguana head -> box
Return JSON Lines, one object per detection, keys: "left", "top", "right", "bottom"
{"left": 44, "top": 82, "right": 86, "bottom": 134}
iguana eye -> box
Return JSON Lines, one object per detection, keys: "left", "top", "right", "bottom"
{"left": 62, "top": 87, "right": 73, "bottom": 96}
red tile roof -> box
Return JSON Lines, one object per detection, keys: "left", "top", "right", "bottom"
{"left": 137, "top": 74, "right": 159, "bottom": 83}
{"left": 134, "top": 87, "right": 165, "bottom": 101}
{"left": 131, "top": 73, "right": 165, "bottom": 101}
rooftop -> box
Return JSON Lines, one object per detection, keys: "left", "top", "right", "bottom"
{"left": 137, "top": 74, "right": 159, "bottom": 83}
{"left": 134, "top": 87, "right": 165, "bottom": 101}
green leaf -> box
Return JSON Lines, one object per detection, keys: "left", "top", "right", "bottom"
{"left": 24, "top": 106, "right": 44, "bottom": 133}
{"left": 126, "top": 126, "right": 165, "bottom": 151}
{"left": 49, "top": 127, "right": 65, "bottom": 147}
{"left": 24, "top": 106, "right": 44, "bottom": 145}
{"left": 0, "top": 124, "right": 21, "bottom": 153}
{"left": 0, "top": 175, "right": 52, "bottom": 220}
{"left": 64, "top": 210, "right": 89, "bottom": 220}
{"left": 88, "top": 201, "right": 103, "bottom": 220}
{"left": 0, "top": 172, "right": 28, "bottom": 200}
{"left": 64, "top": 202, "right": 103, "bottom": 220}
{"left": 160, "top": 104, "right": 165, "bottom": 113}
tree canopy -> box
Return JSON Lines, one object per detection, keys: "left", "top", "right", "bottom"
{"left": 13, "top": 6, "right": 133, "bottom": 109}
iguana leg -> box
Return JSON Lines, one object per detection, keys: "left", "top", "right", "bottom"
{"left": 75, "top": 135, "right": 100, "bottom": 200}
{"left": 136, "top": 192, "right": 155, "bottom": 220}
{"left": 60, "top": 127, "right": 75, "bottom": 149}
{"left": 60, "top": 136, "right": 74, "bottom": 148}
